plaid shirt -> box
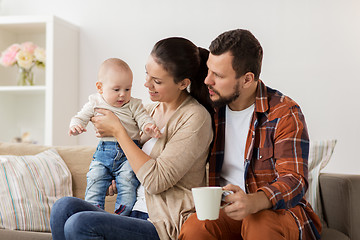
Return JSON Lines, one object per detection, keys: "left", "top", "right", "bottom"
{"left": 209, "top": 80, "right": 322, "bottom": 240}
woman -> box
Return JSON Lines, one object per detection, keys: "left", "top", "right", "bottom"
{"left": 50, "top": 37, "right": 214, "bottom": 240}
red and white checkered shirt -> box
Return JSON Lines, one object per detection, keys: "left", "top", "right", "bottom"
{"left": 209, "top": 80, "right": 322, "bottom": 239}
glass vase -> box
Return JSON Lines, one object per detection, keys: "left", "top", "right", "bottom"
{"left": 17, "top": 67, "right": 34, "bottom": 86}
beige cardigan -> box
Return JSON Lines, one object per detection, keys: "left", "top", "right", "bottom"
{"left": 136, "top": 96, "right": 213, "bottom": 240}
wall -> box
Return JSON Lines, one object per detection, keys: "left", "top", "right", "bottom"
{"left": 0, "top": 0, "right": 359, "bottom": 174}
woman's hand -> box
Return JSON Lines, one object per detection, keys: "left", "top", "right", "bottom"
{"left": 93, "top": 108, "right": 151, "bottom": 173}
{"left": 91, "top": 108, "right": 123, "bottom": 137}
{"left": 106, "top": 180, "right": 118, "bottom": 196}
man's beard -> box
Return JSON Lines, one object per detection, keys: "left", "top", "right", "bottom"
{"left": 209, "top": 81, "right": 240, "bottom": 108}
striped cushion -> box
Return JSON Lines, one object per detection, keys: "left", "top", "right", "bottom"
{"left": 306, "top": 139, "right": 337, "bottom": 225}
{"left": 0, "top": 148, "right": 72, "bottom": 231}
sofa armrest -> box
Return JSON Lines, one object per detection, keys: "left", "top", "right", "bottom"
{"left": 319, "top": 173, "right": 360, "bottom": 240}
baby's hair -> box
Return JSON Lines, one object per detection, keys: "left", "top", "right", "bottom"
{"left": 98, "top": 58, "right": 133, "bottom": 82}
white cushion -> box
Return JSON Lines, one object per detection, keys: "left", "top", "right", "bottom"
{"left": 306, "top": 139, "right": 337, "bottom": 225}
{"left": 0, "top": 148, "right": 72, "bottom": 231}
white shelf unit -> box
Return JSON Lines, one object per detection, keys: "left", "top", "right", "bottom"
{"left": 0, "top": 15, "right": 79, "bottom": 146}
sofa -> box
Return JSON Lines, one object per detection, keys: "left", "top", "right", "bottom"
{"left": 0, "top": 142, "right": 116, "bottom": 240}
{"left": 0, "top": 142, "right": 359, "bottom": 240}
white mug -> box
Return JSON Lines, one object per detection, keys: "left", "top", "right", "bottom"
{"left": 192, "top": 186, "right": 232, "bottom": 220}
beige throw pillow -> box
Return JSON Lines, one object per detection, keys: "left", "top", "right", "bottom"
{"left": 306, "top": 139, "right": 337, "bottom": 226}
{"left": 0, "top": 148, "right": 72, "bottom": 231}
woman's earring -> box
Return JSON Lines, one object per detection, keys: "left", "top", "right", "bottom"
{"left": 186, "top": 83, "right": 191, "bottom": 92}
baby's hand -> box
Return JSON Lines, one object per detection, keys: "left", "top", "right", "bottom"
{"left": 69, "top": 124, "right": 87, "bottom": 136}
{"left": 143, "top": 123, "right": 162, "bottom": 138}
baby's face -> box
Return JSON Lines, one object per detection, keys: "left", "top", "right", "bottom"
{"left": 99, "top": 68, "right": 132, "bottom": 108}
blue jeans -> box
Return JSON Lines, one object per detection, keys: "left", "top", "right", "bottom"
{"left": 50, "top": 197, "right": 160, "bottom": 240}
{"left": 85, "top": 141, "right": 140, "bottom": 216}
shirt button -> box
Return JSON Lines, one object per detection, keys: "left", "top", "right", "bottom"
{"left": 259, "top": 155, "right": 263, "bottom": 159}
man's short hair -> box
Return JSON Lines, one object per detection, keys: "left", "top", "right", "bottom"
{"left": 209, "top": 29, "right": 263, "bottom": 79}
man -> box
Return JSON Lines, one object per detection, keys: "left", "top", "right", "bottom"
{"left": 179, "top": 29, "right": 321, "bottom": 239}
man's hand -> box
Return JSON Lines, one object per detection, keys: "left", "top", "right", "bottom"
{"left": 69, "top": 124, "right": 87, "bottom": 136}
{"left": 222, "top": 184, "right": 272, "bottom": 221}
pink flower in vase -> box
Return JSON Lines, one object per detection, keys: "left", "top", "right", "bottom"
{"left": 21, "top": 42, "right": 37, "bottom": 54}
{"left": 0, "top": 43, "right": 21, "bottom": 67}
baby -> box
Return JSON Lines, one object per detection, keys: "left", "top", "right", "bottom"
{"left": 69, "top": 58, "right": 160, "bottom": 215}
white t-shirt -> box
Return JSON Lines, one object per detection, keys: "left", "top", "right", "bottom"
{"left": 220, "top": 104, "right": 254, "bottom": 192}
{"left": 132, "top": 128, "right": 164, "bottom": 213}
